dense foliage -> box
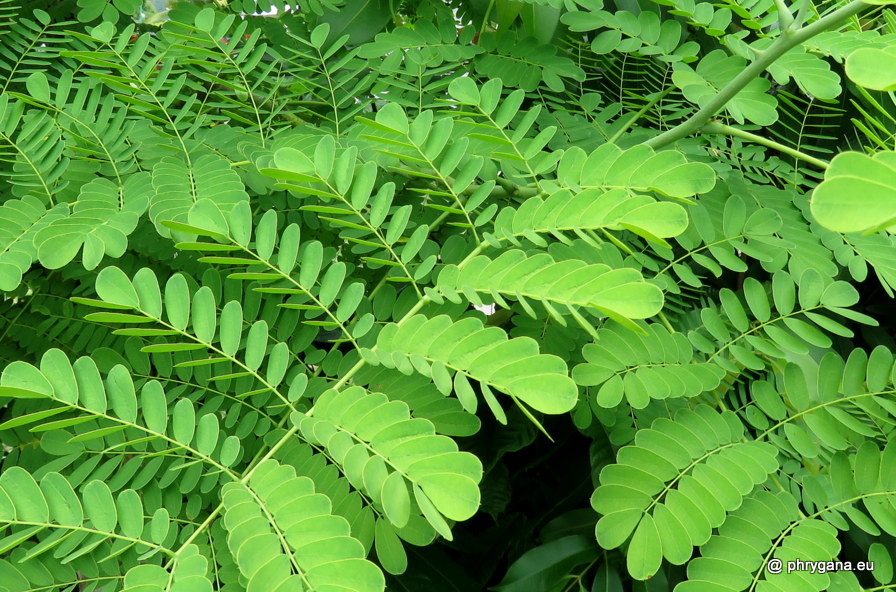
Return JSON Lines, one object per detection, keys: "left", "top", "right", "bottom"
{"left": 2, "top": 0, "right": 896, "bottom": 590}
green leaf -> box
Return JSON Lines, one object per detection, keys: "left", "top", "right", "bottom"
{"left": 493, "top": 535, "right": 599, "bottom": 592}
{"left": 82, "top": 480, "right": 117, "bottom": 532}
{"left": 191, "top": 286, "right": 217, "bottom": 343}
{"left": 870, "top": 542, "right": 893, "bottom": 584}
{"left": 172, "top": 398, "right": 196, "bottom": 445}
{"left": 627, "top": 515, "right": 662, "bottom": 581}
{"left": 811, "top": 151, "right": 896, "bottom": 234}
{"left": 381, "top": 472, "right": 411, "bottom": 528}
{"left": 317, "top": 0, "right": 390, "bottom": 45}
{"left": 220, "top": 436, "right": 241, "bottom": 466}
{"left": 194, "top": 413, "right": 219, "bottom": 456}
{"left": 218, "top": 300, "right": 243, "bottom": 357}
{"left": 374, "top": 518, "right": 408, "bottom": 575}
{"left": 165, "top": 274, "right": 191, "bottom": 330}
{"left": 40, "top": 472, "right": 82, "bottom": 527}
{"left": 116, "top": 489, "right": 144, "bottom": 538}
{"left": 194, "top": 7, "right": 215, "bottom": 32}
{"left": 846, "top": 46, "right": 896, "bottom": 91}
{"left": 0, "top": 468, "right": 48, "bottom": 523}
{"left": 96, "top": 267, "right": 140, "bottom": 309}
{"left": 244, "top": 320, "right": 268, "bottom": 372}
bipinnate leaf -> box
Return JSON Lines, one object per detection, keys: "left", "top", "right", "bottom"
{"left": 5, "top": 5, "right": 896, "bottom": 592}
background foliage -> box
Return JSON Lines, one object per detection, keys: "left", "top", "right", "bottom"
{"left": 1, "top": 0, "right": 896, "bottom": 590}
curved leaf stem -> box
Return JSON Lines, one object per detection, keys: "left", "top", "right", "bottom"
{"left": 479, "top": 0, "right": 496, "bottom": 39}
{"left": 703, "top": 121, "right": 829, "bottom": 169}
{"left": 646, "top": 0, "right": 870, "bottom": 149}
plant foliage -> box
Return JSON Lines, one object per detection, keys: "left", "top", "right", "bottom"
{"left": 1, "top": 0, "right": 896, "bottom": 590}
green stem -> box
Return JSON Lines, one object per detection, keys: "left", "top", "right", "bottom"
{"left": 646, "top": 0, "right": 870, "bottom": 149}
{"left": 608, "top": 86, "right": 675, "bottom": 144}
{"left": 702, "top": 121, "right": 829, "bottom": 169}
{"left": 479, "top": 0, "right": 496, "bottom": 39}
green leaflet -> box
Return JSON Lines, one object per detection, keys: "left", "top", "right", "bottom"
{"left": 845, "top": 45, "right": 896, "bottom": 91}
{"left": 368, "top": 314, "right": 578, "bottom": 414}
{"left": 810, "top": 151, "right": 896, "bottom": 234}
